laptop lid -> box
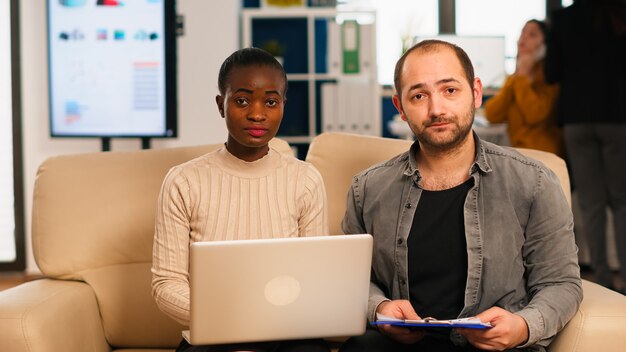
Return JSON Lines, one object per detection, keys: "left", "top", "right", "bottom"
{"left": 184, "top": 234, "right": 373, "bottom": 345}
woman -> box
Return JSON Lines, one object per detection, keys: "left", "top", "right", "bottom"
{"left": 152, "top": 47, "right": 330, "bottom": 352}
{"left": 484, "top": 19, "right": 564, "bottom": 157}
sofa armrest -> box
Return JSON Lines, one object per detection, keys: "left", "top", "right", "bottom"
{"left": 548, "top": 279, "right": 626, "bottom": 352}
{"left": 0, "top": 278, "right": 110, "bottom": 352}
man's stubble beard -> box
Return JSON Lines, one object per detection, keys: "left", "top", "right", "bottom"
{"left": 413, "top": 104, "right": 475, "bottom": 153}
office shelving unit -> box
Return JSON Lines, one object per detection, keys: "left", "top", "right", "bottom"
{"left": 241, "top": 6, "right": 378, "bottom": 158}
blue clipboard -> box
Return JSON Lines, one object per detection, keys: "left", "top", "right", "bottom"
{"left": 370, "top": 321, "right": 492, "bottom": 329}
{"left": 371, "top": 314, "right": 492, "bottom": 330}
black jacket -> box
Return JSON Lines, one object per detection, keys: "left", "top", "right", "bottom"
{"left": 545, "top": 0, "right": 626, "bottom": 125}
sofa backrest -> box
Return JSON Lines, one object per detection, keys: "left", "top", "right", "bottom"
{"left": 306, "top": 133, "right": 414, "bottom": 235}
{"left": 31, "top": 138, "right": 292, "bottom": 348}
{"left": 306, "top": 132, "right": 571, "bottom": 236}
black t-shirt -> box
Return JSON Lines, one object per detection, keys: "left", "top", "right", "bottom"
{"left": 407, "top": 178, "right": 473, "bottom": 320}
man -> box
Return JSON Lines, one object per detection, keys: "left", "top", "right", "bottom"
{"left": 545, "top": 0, "right": 626, "bottom": 293}
{"left": 340, "top": 40, "right": 582, "bottom": 352}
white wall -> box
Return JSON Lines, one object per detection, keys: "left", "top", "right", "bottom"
{"left": 20, "top": 0, "right": 239, "bottom": 273}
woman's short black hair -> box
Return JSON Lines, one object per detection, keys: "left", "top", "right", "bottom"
{"left": 217, "top": 47, "right": 288, "bottom": 95}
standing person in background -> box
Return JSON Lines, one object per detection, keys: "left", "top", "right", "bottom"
{"left": 545, "top": 0, "right": 626, "bottom": 293}
{"left": 484, "top": 19, "right": 563, "bottom": 157}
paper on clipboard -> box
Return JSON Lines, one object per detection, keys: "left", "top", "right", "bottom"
{"left": 371, "top": 313, "right": 492, "bottom": 329}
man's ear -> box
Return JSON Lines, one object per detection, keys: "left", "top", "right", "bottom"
{"left": 472, "top": 77, "right": 483, "bottom": 109}
{"left": 215, "top": 95, "right": 225, "bottom": 118}
{"left": 392, "top": 94, "right": 407, "bottom": 121}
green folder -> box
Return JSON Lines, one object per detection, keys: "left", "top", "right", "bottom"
{"left": 342, "top": 20, "right": 360, "bottom": 74}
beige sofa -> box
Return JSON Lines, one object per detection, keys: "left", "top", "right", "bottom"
{"left": 0, "top": 132, "right": 625, "bottom": 352}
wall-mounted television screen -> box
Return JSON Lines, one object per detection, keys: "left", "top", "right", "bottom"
{"left": 47, "top": 0, "right": 177, "bottom": 138}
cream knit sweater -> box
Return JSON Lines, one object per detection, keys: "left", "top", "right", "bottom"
{"left": 151, "top": 146, "right": 329, "bottom": 325}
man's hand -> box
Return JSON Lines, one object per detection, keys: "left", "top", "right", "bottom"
{"left": 456, "top": 307, "right": 529, "bottom": 351}
{"left": 375, "top": 300, "right": 426, "bottom": 344}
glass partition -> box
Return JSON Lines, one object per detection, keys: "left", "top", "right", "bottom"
{"left": 0, "top": 0, "right": 24, "bottom": 271}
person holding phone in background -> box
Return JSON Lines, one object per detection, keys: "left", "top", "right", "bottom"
{"left": 484, "top": 19, "right": 564, "bottom": 158}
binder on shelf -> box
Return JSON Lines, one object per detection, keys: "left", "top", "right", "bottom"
{"left": 359, "top": 22, "right": 374, "bottom": 77}
{"left": 341, "top": 20, "right": 360, "bottom": 74}
{"left": 338, "top": 83, "right": 351, "bottom": 132}
{"left": 344, "top": 83, "right": 360, "bottom": 133}
{"left": 327, "top": 20, "right": 341, "bottom": 76}
{"left": 309, "top": 0, "right": 337, "bottom": 6}
{"left": 321, "top": 82, "right": 338, "bottom": 132}
{"left": 346, "top": 83, "right": 375, "bottom": 135}
{"left": 322, "top": 81, "right": 377, "bottom": 136}
{"left": 261, "top": 0, "right": 306, "bottom": 8}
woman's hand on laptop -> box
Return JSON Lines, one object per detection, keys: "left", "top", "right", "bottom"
{"left": 375, "top": 300, "right": 426, "bottom": 344}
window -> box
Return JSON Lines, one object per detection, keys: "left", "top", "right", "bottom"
{"left": 0, "top": 0, "right": 25, "bottom": 271}
{"left": 339, "top": 0, "right": 439, "bottom": 85}
{"left": 340, "top": 0, "right": 553, "bottom": 86}
{"left": 456, "top": 0, "right": 546, "bottom": 77}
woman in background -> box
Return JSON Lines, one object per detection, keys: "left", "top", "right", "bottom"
{"left": 484, "top": 19, "right": 564, "bottom": 157}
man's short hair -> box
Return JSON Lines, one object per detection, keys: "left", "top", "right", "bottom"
{"left": 393, "top": 40, "right": 475, "bottom": 95}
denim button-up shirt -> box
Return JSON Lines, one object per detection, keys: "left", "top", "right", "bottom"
{"left": 342, "top": 134, "right": 582, "bottom": 351}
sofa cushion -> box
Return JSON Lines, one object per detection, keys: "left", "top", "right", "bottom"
{"left": 82, "top": 263, "right": 183, "bottom": 348}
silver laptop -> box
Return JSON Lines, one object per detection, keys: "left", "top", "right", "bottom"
{"left": 183, "top": 234, "right": 373, "bottom": 346}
